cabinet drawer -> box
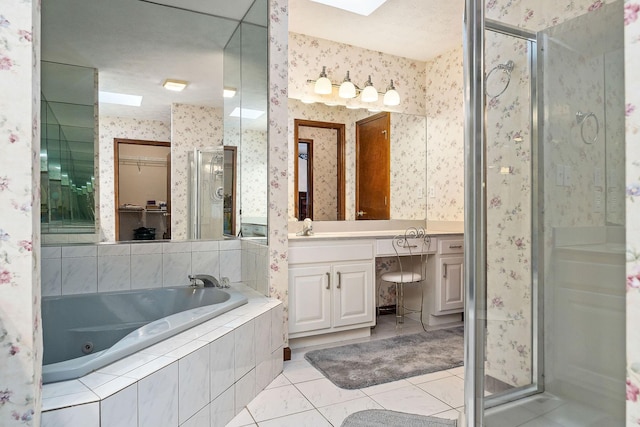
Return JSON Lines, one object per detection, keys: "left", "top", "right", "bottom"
{"left": 289, "top": 243, "right": 374, "bottom": 264}
{"left": 438, "top": 239, "right": 464, "bottom": 255}
{"left": 376, "top": 236, "right": 437, "bottom": 257}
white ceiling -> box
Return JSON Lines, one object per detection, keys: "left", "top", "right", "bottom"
{"left": 289, "top": 0, "right": 465, "bottom": 62}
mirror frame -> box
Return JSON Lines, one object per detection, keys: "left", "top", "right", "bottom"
{"left": 293, "top": 119, "right": 346, "bottom": 220}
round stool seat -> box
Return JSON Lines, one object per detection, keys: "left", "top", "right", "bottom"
{"left": 381, "top": 271, "right": 422, "bottom": 283}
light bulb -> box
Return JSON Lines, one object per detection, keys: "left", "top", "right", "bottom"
{"left": 383, "top": 80, "right": 400, "bottom": 106}
{"left": 361, "top": 75, "right": 378, "bottom": 103}
{"left": 338, "top": 71, "right": 357, "bottom": 98}
{"left": 314, "top": 66, "right": 332, "bottom": 95}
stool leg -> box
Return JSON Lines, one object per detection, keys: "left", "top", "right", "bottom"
{"left": 398, "top": 282, "right": 404, "bottom": 325}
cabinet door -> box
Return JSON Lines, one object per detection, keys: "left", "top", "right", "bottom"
{"left": 438, "top": 256, "right": 464, "bottom": 312}
{"left": 332, "top": 262, "right": 374, "bottom": 327}
{"left": 289, "top": 265, "right": 332, "bottom": 334}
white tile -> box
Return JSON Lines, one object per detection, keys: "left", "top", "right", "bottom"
{"left": 432, "top": 408, "right": 463, "bottom": 421}
{"left": 41, "top": 257, "right": 62, "bottom": 296}
{"left": 226, "top": 408, "right": 256, "bottom": 427}
{"left": 209, "top": 332, "right": 235, "bottom": 398}
{"left": 121, "top": 355, "right": 177, "bottom": 380}
{"left": 138, "top": 361, "right": 179, "bottom": 427}
{"left": 272, "top": 347, "right": 284, "bottom": 381}
{"left": 42, "top": 402, "right": 99, "bottom": 427}
{"left": 192, "top": 250, "right": 221, "bottom": 277}
{"left": 317, "top": 396, "right": 383, "bottom": 426}
{"left": 42, "top": 379, "right": 90, "bottom": 400}
{"left": 163, "top": 252, "right": 192, "bottom": 287}
{"left": 130, "top": 253, "right": 163, "bottom": 290}
{"left": 166, "top": 339, "right": 209, "bottom": 359}
{"left": 236, "top": 369, "right": 257, "bottom": 414}
{"left": 42, "top": 246, "right": 62, "bottom": 258}
{"left": 484, "top": 405, "right": 539, "bottom": 427}
{"left": 98, "top": 244, "right": 131, "bottom": 256}
{"left": 265, "top": 374, "right": 291, "bottom": 389}
{"left": 179, "top": 345, "right": 211, "bottom": 425}
{"left": 417, "top": 375, "right": 465, "bottom": 407}
{"left": 518, "top": 416, "right": 564, "bottom": 427}
{"left": 256, "top": 357, "right": 273, "bottom": 393}
{"left": 98, "top": 352, "right": 159, "bottom": 376}
{"left": 139, "top": 335, "right": 192, "bottom": 357}
{"left": 163, "top": 241, "right": 192, "bottom": 253}
{"left": 192, "top": 240, "right": 220, "bottom": 252}
{"left": 183, "top": 403, "right": 211, "bottom": 427}
{"left": 518, "top": 395, "right": 565, "bottom": 416}
{"left": 201, "top": 326, "right": 235, "bottom": 343}
{"left": 98, "top": 255, "right": 131, "bottom": 292}
{"left": 246, "top": 384, "right": 314, "bottom": 422}
{"left": 62, "top": 245, "right": 97, "bottom": 257}
{"left": 220, "top": 239, "right": 241, "bottom": 250}
{"left": 100, "top": 384, "right": 137, "bottom": 427}
{"left": 235, "top": 319, "right": 256, "bottom": 380}
{"left": 211, "top": 385, "right": 236, "bottom": 427}
{"left": 92, "top": 375, "right": 137, "bottom": 399}
{"left": 257, "top": 409, "right": 331, "bottom": 427}
{"left": 42, "top": 391, "right": 100, "bottom": 412}
{"left": 220, "top": 250, "right": 242, "bottom": 282}
{"left": 78, "top": 372, "right": 119, "bottom": 390}
{"left": 255, "top": 312, "right": 271, "bottom": 365}
{"left": 447, "top": 366, "right": 465, "bottom": 376}
{"left": 543, "top": 401, "right": 615, "bottom": 427}
{"left": 62, "top": 256, "right": 97, "bottom": 294}
{"left": 131, "top": 242, "right": 163, "bottom": 255}
{"left": 406, "top": 369, "right": 453, "bottom": 385}
{"left": 282, "top": 360, "right": 325, "bottom": 384}
{"left": 369, "top": 384, "right": 451, "bottom": 417}
{"left": 295, "top": 378, "right": 366, "bottom": 408}
{"left": 271, "top": 306, "right": 284, "bottom": 353}
{"left": 360, "top": 379, "right": 412, "bottom": 396}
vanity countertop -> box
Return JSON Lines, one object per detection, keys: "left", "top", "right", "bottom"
{"left": 288, "top": 228, "right": 463, "bottom": 241}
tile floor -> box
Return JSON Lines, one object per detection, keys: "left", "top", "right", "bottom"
{"left": 226, "top": 315, "right": 465, "bottom": 426}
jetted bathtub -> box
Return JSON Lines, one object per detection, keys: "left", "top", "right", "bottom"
{"left": 42, "top": 286, "right": 247, "bottom": 384}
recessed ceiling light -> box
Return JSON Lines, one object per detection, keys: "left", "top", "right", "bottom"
{"left": 99, "top": 91, "right": 142, "bottom": 107}
{"left": 162, "top": 79, "right": 188, "bottom": 92}
{"left": 223, "top": 87, "right": 237, "bottom": 98}
{"left": 310, "top": 0, "right": 387, "bottom": 16}
{"left": 229, "top": 107, "right": 265, "bottom": 119}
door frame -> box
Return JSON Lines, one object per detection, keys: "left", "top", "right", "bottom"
{"left": 293, "top": 119, "right": 346, "bottom": 220}
{"left": 114, "top": 138, "right": 171, "bottom": 240}
{"left": 223, "top": 146, "right": 237, "bottom": 236}
{"left": 296, "top": 138, "right": 314, "bottom": 220}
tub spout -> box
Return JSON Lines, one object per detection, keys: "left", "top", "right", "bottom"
{"left": 188, "top": 274, "right": 221, "bottom": 288}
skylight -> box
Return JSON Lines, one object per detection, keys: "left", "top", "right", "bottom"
{"left": 99, "top": 91, "right": 142, "bottom": 107}
{"left": 229, "top": 107, "right": 265, "bottom": 119}
{"left": 310, "top": 0, "right": 387, "bottom": 16}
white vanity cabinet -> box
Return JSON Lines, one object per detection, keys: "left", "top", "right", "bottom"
{"left": 288, "top": 240, "right": 375, "bottom": 340}
{"left": 425, "top": 235, "right": 464, "bottom": 323}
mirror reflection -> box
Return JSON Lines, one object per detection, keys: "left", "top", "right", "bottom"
{"left": 41, "top": 0, "right": 268, "bottom": 243}
{"left": 289, "top": 99, "right": 427, "bottom": 221}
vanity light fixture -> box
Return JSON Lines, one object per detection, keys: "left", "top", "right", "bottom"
{"left": 307, "top": 66, "right": 401, "bottom": 108}
{"left": 162, "top": 79, "right": 188, "bottom": 92}
{"left": 223, "top": 87, "right": 237, "bottom": 98}
{"left": 360, "top": 75, "right": 378, "bottom": 103}
{"left": 314, "top": 66, "right": 333, "bottom": 94}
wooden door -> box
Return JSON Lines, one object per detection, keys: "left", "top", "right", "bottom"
{"left": 356, "top": 112, "right": 390, "bottom": 220}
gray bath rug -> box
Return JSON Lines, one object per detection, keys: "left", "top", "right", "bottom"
{"left": 305, "top": 326, "right": 464, "bottom": 389}
{"left": 341, "top": 409, "right": 457, "bottom": 427}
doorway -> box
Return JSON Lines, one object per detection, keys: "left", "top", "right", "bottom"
{"left": 297, "top": 139, "right": 313, "bottom": 220}
{"left": 355, "top": 112, "right": 390, "bottom": 220}
{"left": 293, "top": 119, "right": 346, "bottom": 220}
{"left": 114, "top": 138, "right": 171, "bottom": 241}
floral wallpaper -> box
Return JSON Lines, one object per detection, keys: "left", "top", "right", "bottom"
{"left": 288, "top": 32, "right": 427, "bottom": 117}
{"left": 626, "top": 0, "right": 640, "bottom": 424}
{"left": 268, "top": 0, "right": 290, "bottom": 345}
{"left": 170, "top": 104, "right": 224, "bottom": 240}
{"left": 241, "top": 129, "right": 269, "bottom": 221}
{"left": 297, "top": 126, "right": 338, "bottom": 220}
{"left": 484, "top": 31, "right": 533, "bottom": 388}
{"left": 288, "top": 99, "right": 427, "bottom": 221}
{"left": 425, "top": 46, "right": 465, "bottom": 222}
{"left": 98, "top": 116, "right": 171, "bottom": 242}
{"left": 0, "top": 1, "right": 42, "bottom": 425}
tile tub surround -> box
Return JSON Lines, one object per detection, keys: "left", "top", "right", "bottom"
{"left": 41, "top": 283, "right": 284, "bottom": 427}
{"left": 40, "top": 239, "right": 266, "bottom": 297}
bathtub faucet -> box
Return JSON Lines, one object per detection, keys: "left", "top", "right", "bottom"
{"left": 188, "top": 274, "right": 221, "bottom": 288}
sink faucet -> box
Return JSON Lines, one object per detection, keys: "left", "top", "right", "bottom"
{"left": 188, "top": 274, "right": 221, "bottom": 288}
{"left": 296, "top": 218, "right": 314, "bottom": 236}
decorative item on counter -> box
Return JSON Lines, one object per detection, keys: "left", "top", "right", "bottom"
{"left": 146, "top": 200, "right": 160, "bottom": 210}
{"left": 133, "top": 227, "right": 156, "bottom": 240}
{"left": 158, "top": 201, "right": 167, "bottom": 211}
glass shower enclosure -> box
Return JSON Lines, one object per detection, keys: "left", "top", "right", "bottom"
{"left": 188, "top": 147, "right": 225, "bottom": 240}
{"left": 464, "top": 1, "right": 625, "bottom": 425}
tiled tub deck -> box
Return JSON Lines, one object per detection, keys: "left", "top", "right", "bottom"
{"left": 41, "top": 284, "right": 284, "bottom": 427}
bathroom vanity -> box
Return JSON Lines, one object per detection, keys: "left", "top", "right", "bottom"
{"left": 287, "top": 223, "right": 464, "bottom": 347}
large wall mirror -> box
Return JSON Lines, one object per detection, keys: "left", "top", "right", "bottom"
{"left": 41, "top": 0, "right": 268, "bottom": 243}
{"left": 289, "top": 99, "right": 427, "bottom": 221}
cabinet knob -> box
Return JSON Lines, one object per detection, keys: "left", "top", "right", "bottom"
{"left": 326, "top": 272, "right": 330, "bottom": 289}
